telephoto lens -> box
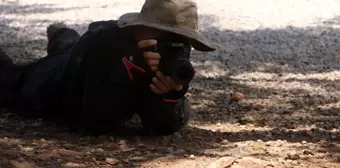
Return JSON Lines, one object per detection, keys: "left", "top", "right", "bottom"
{"left": 171, "top": 58, "right": 195, "bottom": 85}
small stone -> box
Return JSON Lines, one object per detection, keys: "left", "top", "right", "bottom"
{"left": 172, "top": 149, "right": 186, "bottom": 155}
{"left": 266, "top": 132, "right": 272, "bottom": 139}
{"left": 189, "top": 154, "right": 195, "bottom": 159}
{"left": 205, "top": 157, "right": 237, "bottom": 168}
{"left": 174, "top": 132, "right": 182, "bottom": 139}
{"left": 165, "top": 153, "right": 175, "bottom": 158}
{"left": 307, "top": 145, "right": 316, "bottom": 150}
{"left": 109, "top": 136, "right": 116, "bottom": 141}
{"left": 306, "top": 130, "right": 313, "bottom": 136}
{"left": 116, "top": 163, "right": 124, "bottom": 168}
{"left": 221, "top": 139, "right": 229, "bottom": 144}
{"left": 21, "top": 146, "right": 34, "bottom": 152}
{"left": 131, "top": 156, "right": 144, "bottom": 161}
{"left": 275, "top": 141, "right": 282, "bottom": 147}
{"left": 85, "top": 151, "right": 91, "bottom": 156}
{"left": 292, "top": 160, "right": 299, "bottom": 165}
{"left": 216, "top": 123, "right": 221, "bottom": 126}
{"left": 272, "top": 128, "right": 281, "bottom": 134}
{"left": 118, "top": 140, "right": 127, "bottom": 145}
{"left": 265, "top": 141, "right": 272, "bottom": 146}
{"left": 63, "top": 162, "right": 86, "bottom": 167}
{"left": 265, "top": 164, "right": 275, "bottom": 168}
{"left": 286, "top": 153, "right": 300, "bottom": 160}
{"left": 18, "top": 157, "right": 25, "bottom": 162}
{"left": 253, "top": 105, "right": 263, "bottom": 111}
{"left": 319, "top": 140, "right": 330, "bottom": 147}
{"left": 95, "top": 148, "right": 104, "bottom": 153}
{"left": 105, "top": 157, "right": 120, "bottom": 165}
{"left": 302, "top": 141, "right": 307, "bottom": 144}
{"left": 137, "top": 143, "right": 145, "bottom": 147}
{"left": 331, "top": 134, "right": 337, "bottom": 139}
{"left": 240, "top": 125, "right": 246, "bottom": 129}
{"left": 278, "top": 108, "right": 291, "bottom": 114}
{"left": 303, "top": 150, "right": 313, "bottom": 155}
{"left": 286, "top": 159, "right": 293, "bottom": 164}
{"left": 166, "top": 147, "right": 174, "bottom": 153}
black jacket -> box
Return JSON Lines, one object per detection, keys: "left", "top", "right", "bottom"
{"left": 59, "top": 21, "right": 190, "bottom": 135}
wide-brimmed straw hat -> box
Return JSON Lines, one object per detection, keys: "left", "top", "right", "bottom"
{"left": 117, "top": 0, "right": 216, "bottom": 52}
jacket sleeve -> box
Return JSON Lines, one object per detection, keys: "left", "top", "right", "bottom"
{"left": 80, "top": 27, "right": 142, "bottom": 128}
{"left": 136, "top": 80, "right": 191, "bottom": 135}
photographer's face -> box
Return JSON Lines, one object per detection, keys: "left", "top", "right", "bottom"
{"left": 134, "top": 26, "right": 164, "bottom": 41}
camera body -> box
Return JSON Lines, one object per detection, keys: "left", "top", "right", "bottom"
{"left": 142, "top": 41, "right": 195, "bottom": 85}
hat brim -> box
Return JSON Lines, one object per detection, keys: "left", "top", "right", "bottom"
{"left": 117, "top": 13, "right": 216, "bottom": 52}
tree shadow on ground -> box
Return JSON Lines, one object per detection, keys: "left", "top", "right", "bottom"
{"left": 0, "top": 3, "right": 89, "bottom": 64}
{"left": 184, "top": 14, "right": 340, "bottom": 164}
{"left": 193, "top": 15, "right": 340, "bottom": 75}
{"left": 188, "top": 14, "right": 340, "bottom": 129}
{"left": 0, "top": 11, "right": 340, "bottom": 166}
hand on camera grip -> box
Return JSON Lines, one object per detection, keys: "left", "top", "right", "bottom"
{"left": 137, "top": 39, "right": 160, "bottom": 72}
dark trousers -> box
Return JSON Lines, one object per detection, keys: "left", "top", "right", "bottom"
{"left": 15, "top": 51, "right": 73, "bottom": 118}
{"left": 14, "top": 28, "right": 81, "bottom": 119}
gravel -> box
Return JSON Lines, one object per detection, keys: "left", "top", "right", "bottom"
{"left": 1, "top": 0, "right": 340, "bottom": 167}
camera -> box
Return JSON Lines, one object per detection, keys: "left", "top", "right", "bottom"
{"left": 142, "top": 41, "right": 195, "bottom": 85}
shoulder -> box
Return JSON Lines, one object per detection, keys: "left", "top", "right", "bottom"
{"left": 83, "top": 20, "right": 134, "bottom": 62}
{"left": 86, "top": 20, "right": 134, "bottom": 50}
{"left": 88, "top": 20, "right": 119, "bottom": 31}
{"left": 86, "top": 20, "right": 120, "bottom": 46}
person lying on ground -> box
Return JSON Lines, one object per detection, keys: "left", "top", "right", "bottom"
{"left": 0, "top": 0, "right": 216, "bottom": 136}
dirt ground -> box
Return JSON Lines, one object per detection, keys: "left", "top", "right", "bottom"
{"left": 1, "top": 0, "right": 340, "bottom": 168}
